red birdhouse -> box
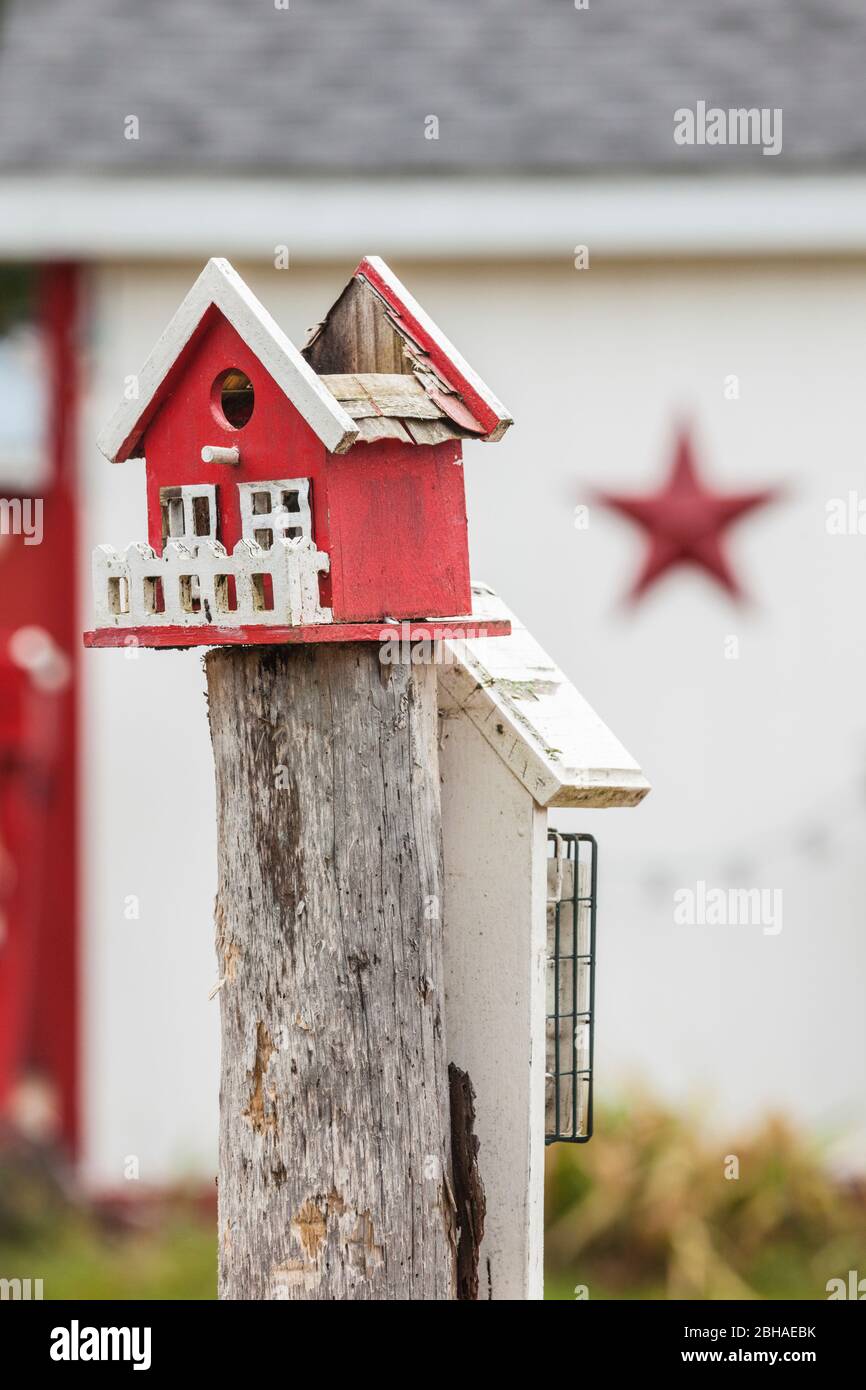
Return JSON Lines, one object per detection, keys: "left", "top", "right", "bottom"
{"left": 85, "top": 258, "right": 512, "bottom": 648}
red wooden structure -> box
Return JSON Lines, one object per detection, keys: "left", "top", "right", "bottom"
{"left": 86, "top": 257, "right": 512, "bottom": 648}
{"left": 0, "top": 266, "right": 80, "bottom": 1154}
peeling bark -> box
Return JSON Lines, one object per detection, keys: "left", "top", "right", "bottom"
{"left": 207, "top": 644, "right": 456, "bottom": 1300}
{"left": 449, "top": 1063, "right": 486, "bottom": 1300}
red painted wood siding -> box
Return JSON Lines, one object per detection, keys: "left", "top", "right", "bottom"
{"left": 143, "top": 314, "right": 333, "bottom": 599}
{"left": 327, "top": 439, "right": 471, "bottom": 621}
{"left": 84, "top": 616, "right": 509, "bottom": 649}
{"left": 141, "top": 313, "right": 473, "bottom": 623}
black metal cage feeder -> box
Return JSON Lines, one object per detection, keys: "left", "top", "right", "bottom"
{"left": 546, "top": 831, "right": 597, "bottom": 1144}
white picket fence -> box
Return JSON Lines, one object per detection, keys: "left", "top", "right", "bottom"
{"left": 92, "top": 537, "right": 332, "bottom": 628}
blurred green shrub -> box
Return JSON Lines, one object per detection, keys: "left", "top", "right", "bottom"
{"left": 0, "top": 1138, "right": 216, "bottom": 1300}
{"left": 545, "top": 1093, "right": 866, "bottom": 1300}
{"left": 2, "top": 1097, "right": 865, "bottom": 1300}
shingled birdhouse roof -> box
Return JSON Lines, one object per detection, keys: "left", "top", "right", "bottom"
{"left": 97, "top": 256, "right": 512, "bottom": 464}
{"left": 303, "top": 256, "right": 512, "bottom": 444}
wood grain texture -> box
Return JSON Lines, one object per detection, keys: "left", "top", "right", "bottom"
{"left": 206, "top": 643, "right": 456, "bottom": 1300}
{"left": 356, "top": 257, "right": 513, "bottom": 441}
{"left": 326, "top": 439, "right": 472, "bottom": 622}
{"left": 320, "top": 373, "right": 444, "bottom": 419}
{"left": 303, "top": 277, "right": 412, "bottom": 377}
{"left": 353, "top": 416, "right": 414, "bottom": 444}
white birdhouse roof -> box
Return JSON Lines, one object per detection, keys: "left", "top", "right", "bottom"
{"left": 97, "top": 257, "right": 360, "bottom": 462}
{"left": 98, "top": 255, "right": 512, "bottom": 464}
{"left": 439, "top": 585, "right": 650, "bottom": 808}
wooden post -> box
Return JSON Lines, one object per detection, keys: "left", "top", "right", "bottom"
{"left": 206, "top": 643, "right": 456, "bottom": 1300}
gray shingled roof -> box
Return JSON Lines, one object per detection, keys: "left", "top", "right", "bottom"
{"left": 0, "top": 0, "right": 865, "bottom": 173}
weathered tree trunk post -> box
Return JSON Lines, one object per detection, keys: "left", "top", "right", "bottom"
{"left": 206, "top": 643, "right": 456, "bottom": 1300}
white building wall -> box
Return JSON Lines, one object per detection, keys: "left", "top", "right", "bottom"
{"left": 81, "top": 256, "right": 866, "bottom": 1185}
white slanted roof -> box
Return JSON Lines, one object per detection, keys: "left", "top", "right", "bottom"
{"left": 98, "top": 258, "right": 358, "bottom": 462}
{"left": 439, "top": 585, "right": 650, "bottom": 808}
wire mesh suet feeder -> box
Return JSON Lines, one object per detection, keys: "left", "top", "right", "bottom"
{"left": 546, "top": 831, "right": 597, "bottom": 1143}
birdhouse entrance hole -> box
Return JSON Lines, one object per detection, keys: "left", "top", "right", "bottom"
{"left": 546, "top": 832, "right": 597, "bottom": 1144}
{"left": 212, "top": 368, "right": 255, "bottom": 429}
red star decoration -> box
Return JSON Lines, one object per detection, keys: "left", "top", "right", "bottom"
{"left": 596, "top": 431, "right": 778, "bottom": 602}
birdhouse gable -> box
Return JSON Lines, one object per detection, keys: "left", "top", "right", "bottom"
{"left": 304, "top": 256, "right": 513, "bottom": 443}
{"left": 97, "top": 258, "right": 359, "bottom": 464}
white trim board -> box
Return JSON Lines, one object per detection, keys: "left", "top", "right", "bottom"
{"left": 97, "top": 258, "right": 358, "bottom": 461}
{"left": 439, "top": 712, "right": 548, "bottom": 1300}
{"left": 4, "top": 175, "right": 866, "bottom": 261}
{"left": 439, "top": 585, "right": 651, "bottom": 809}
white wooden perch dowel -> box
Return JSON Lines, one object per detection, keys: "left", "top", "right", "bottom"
{"left": 201, "top": 445, "right": 240, "bottom": 465}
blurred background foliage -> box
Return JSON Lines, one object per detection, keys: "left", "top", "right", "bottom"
{"left": 2, "top": 1092, "right": 865, "bottom": 1299}
{"left": 0, "top": 1133, "right": 215, "bottom": 1300}
{"left": 0, "top": 265, "right": 35, "bottom": 335}
{"left": 545, "top": 1093, "right": 866, "bottom": 1301}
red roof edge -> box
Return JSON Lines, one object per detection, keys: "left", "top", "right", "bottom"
{"left": 354, "top": 256, "right": 513, "bottom": 443}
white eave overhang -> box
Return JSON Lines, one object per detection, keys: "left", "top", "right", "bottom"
{"left": 2, "top": 174, "right": 866, "bottom": 261}
{"left": 439, "top": 585, "right": 650, "bottom": 810}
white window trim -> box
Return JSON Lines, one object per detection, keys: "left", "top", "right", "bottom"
{"left": 159, "top": 483, "right": 218, "bottom": 544}
{"left": 238, "top": 478, "right": 313, "bottom": 547}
